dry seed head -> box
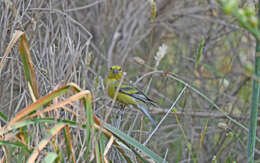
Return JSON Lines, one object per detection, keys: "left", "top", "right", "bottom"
{"left": 149, "top": 0, "right": 157, "bottom": 22}
{"left": 85, "top": 51, "right": 92, "bottom": 67}
{"left": 217, "top": 122, "right": 228, "bottom": 130}
{"left": 133, "top": 56, "right": 145, "bottom": 65}
{"left": 155, "top": 44, "right": 167, "bottom": 68}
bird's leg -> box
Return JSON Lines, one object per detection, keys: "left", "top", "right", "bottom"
{"left": 115, "top": 104, "right": 125, "bottom": 128}
{"left": 119, "top": 104, "right": 126, "bottom": 111}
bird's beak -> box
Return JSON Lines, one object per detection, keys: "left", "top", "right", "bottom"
{"left": 112, "top": 69, "right": 119, "bottom": 74}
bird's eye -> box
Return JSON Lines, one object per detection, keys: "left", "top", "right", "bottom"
{"left": 110, "top": 67, "right": 113, "bottom": 70}
{"left": 119, "top": 68, "right": 121, "bottom": 71}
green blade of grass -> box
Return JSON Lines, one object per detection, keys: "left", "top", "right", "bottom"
{"left": 172, "top": 108, "right": 195, "bottom": 162}
{"left": 0, "top": 111, "right": 7, "bottom": 123}
{"left": 84, "top": 93, "right": 93, "bottom": 160}
{"left": 95, "top": 141, "right": 101, "bottom": 163}
{"left": 43, "top": 152, "right": 58, "bottom": 163}
{"left": 247, "top": 2, "right": 260, "bottom": 160}
{"left": 0, "top": 140, "right": 31, "bottom": 153}
{"left": 103, "top": 123, "right": 167, "bottom": 163}
{"left": 18, "top": 33, "right": 39, "bottom": 99}
{"left": 99, "top": 133, "right": 105, "bottom": 163}
{"left": 195, "top": 37, "right": 204, "bottom": 68}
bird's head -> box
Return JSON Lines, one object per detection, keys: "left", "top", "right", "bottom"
{"left": 107, "top": 65, "right": 122, "bottom": 80}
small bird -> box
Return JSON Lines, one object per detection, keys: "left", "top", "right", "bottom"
{"left": 105, "top": 65, "right": 157, "bottom": 126}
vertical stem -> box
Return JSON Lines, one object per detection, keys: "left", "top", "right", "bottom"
{"left": 247, "top": 2, "right": 260, "bottom": 162}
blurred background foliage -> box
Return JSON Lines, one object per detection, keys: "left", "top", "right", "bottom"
{"left": 0, "top": 0, "right": 259, "bottom": 162}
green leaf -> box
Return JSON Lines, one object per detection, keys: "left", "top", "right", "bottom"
{"left": 0, "top": 111, "right": 7, "bottom": 123}
{"left": 0, "top": 140, "right": 31, "bottom": 153}
{"left": 195, "top": 37, "right": 204, "bottom": 68}
{"left": 43, "top": 152, "right": 58, "bottom": 163}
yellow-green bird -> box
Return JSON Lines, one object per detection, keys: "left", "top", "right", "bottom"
{"left": 105, "top": 65, "right": 157, "bottom": 126}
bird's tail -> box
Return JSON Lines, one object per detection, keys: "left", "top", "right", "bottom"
{"left": 148, "top": 99, "right": 158, "bottom": 107}
{"left": 136, "top": 101, "right": 157, "bottom": 126}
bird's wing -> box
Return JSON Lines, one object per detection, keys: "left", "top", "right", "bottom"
{"left": 115, "top": 84, "right": 157, "bottom": 126}
{"left": 116, "top": 84, "right": 154, "bottom": 104}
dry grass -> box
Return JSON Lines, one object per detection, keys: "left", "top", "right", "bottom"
{"left": 0, "top": 0, "right": 258, "bottom": 162}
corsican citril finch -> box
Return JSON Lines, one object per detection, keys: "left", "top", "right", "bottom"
{"left": 105, "top": 65, "right": 157, "bottom": 126}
